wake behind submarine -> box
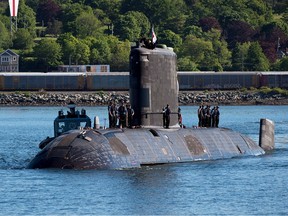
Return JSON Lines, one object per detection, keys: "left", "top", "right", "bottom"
{"left": 27, "top": 40, "right": 275, "bottom": 169}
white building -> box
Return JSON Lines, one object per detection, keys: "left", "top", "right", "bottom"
{"left": 0, "top": 49, "right": 19, "bottom": 72}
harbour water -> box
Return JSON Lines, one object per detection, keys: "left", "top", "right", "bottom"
{"left": 0, "top": 105, "right": 287, "bottom": 215}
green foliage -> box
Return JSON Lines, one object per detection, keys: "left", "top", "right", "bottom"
{"left": 13, "top": 28, "right": 34, "bottom": 50}
{"left": 45, "top": 20, "right": 63, "bottom": 37}
{"left": 271, "top": 87, "right": 287, "bottom": 95}
{"left": 177, "top": 57, "right": 198, "bottom": 71}
{"left": 17, "top": 0, "right": 37, "bottom": 37}
{"left": 57, "top": 33, "right": 78, "bottom": 64}
{"left": 23, "top": 91, "right": 31, "bottom": 97}
{"left": 272, "top": 57, "right": 288, "bottom": 71}
{"left": 61, "top": 3, "right": 94, "bottom": 34}
{"left": 204, "top": 29, "right": 231, "bottom": 70}
{"left": 239, "top": 87, "right": 247, "bottom": 93}
{"left": 179, "top": 29, "right": 231, "bottom": 71}
{"left": 75, "top": 12, "right": 103, "bottom": 38}
{"left": 113, "top": 11, "right": 150, "bottom": 41}
{"left": 33, "top": 38, "right": 62, "bottom": 71}
{"left": 246, "top": 42, "right": 270, "bottom": 71}
{"left": 85, "top": 37, "right": 112, "bottom": 64}
{"left": 260, "top": 86, "right": 288, "bottom": 96}
{"left": 121, "top": 0, "right": 187, "bottom": 33}
{"left": 0, "top": 0, "right": 287, "bottom": 72}
{"left": 232, "top": 42, "right": 251, "bottom": 71}
{"left": 0, "top": 21, "right": 12, "bottom": 49}
{"left": 114, "top": 13, "right": 141, "bottom": 41}
{"left": 126, "top": 11, "right": 150, "bottom": 37}
{"left": 279, "top": 57, "right": 288, "bottom": 71}
{"left": 158, "top": 30, "right": 182, "bottom": 51}
{"left": 259, "top": 86, "right": 272, "bottom": 94}
{"left": 74, "top": 40, "right": 90, "bottom": 64}
{"left": 107, "top": 36, "right": 130, "bottom": 71}
{"left": 89, "top": 0, "right": 121, "bottom": 21}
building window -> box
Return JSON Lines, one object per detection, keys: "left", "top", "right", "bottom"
{"left": 1, "top": 57, "right": 9, "bottom": 62}
{"left": 13, "top": 56, "right": 17, "bottom": 61}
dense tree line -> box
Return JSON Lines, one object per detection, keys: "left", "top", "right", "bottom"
{"left": 0, "top": 0, "right": 288, "bottom": 72}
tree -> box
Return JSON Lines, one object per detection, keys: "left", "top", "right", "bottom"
{"left": 87, "top": 0, "right": 121, "bottom": 21}
{"left": 179, "top": 30, "right": 231, "bottom": 71}
{"left": 61, "top": 3, "right": 94, "bottom": 34}
{"left": 183, "top": 25, "right": 204, "bottom": 38}
{"left": 114, "top": 13, "right": 141, "bottom": 41}
{"left": 45, "top": 20, "right": 63, "bottom": 36}
{"left": 224, "top": 20, "right": 257, "bottom": 48}
{"left": 57, "top": 33, "right": 90, "bottom": 65}
{"left": 33, "top": 39, "right": 62, "bottom": 71}
{"left": 126, "top": 11, "right": 150, "bottom": 37}
{"left": 74, "top": 40, "right": 90, "bottom": 64}
{"left": 17, "top": 0, "right": 37, "bottom": 37}
{"left": 279, "top": 57, "right": 288, "bottom": 71}
{"left": 107, "top": 36, "right": 130, "bottom": 71}
{"left": 0, "top": 21, "right": 12, "bottom": 49}
{"left": 190, "top": 0, "right": 272, "bottom": 28}
{"left": 13, "top": 28, "right": 34, "bottom": 50}
{"left": 272, "top": 57, "right": 288, "bottom": 71}
{"left": 205, "top": 29, "right": 231, "bottom": 70}
{"left": 121, "top": 0, "right": 187, "bottom": 33}
{"left": 259, "top": 22, "right": 288, "bottom": 62}
{"left": 158, "top": 30, "right": 182, "bottom": 52}
{"left": 246, "top": 42, "right": 270, "bottom": 71}
{"left": 199, "top": 17, "right": 222, "bottom": 32}
{"left": 36, "top": 0, "right": 61, "bottom": 25}
{"left": 231, "top": 42, "right": 250, "bottom": 71}
{"left": 179, "top": 35, "right": 214, "bottom": 70}
{"left": 85, "top": 37, "right": 112, "bottom": 64}
{"left": 74, "top": 12, "right": 102, "bottom": 38}
{"left": 113, "top": 11, "right": 150, "bottom": 41}
{"left": 177, "top": 57, "right": 199, "bottom": 71}
{"left": 57, "top": 33, "right": 78, "bottom": 65}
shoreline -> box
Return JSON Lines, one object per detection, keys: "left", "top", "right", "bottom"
{"left": 1, "top": 90, "right": 288, "bottom": 106}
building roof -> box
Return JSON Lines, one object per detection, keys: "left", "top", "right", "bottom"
{"left": 0, "top": 49, "right": 19, "bottom": 57}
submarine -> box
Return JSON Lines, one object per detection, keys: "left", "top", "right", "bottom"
{"left": 27, "top": 40, "right": 275, "bottom": 169}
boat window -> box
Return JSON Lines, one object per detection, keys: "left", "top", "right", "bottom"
{"left": 80, "top": 122, "right": 88, "bottom": 128}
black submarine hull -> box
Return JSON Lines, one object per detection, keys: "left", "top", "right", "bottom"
{"left": 27, "top": 127, "right": 266, "bottom": 170}
{"left": 28, "top": 42, "right": 275, "bottom": 170}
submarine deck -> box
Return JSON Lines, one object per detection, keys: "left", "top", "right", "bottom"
{"left": 28, "top": 127, "right": 265, "bottom": 169}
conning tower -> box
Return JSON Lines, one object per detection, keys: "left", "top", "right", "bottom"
{"left": 129, "top": 45, "right": 178, "bottom": 126}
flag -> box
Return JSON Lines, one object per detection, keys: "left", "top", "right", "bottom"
{"left": 151, "top": 26, "right": 157, "bottom": 44}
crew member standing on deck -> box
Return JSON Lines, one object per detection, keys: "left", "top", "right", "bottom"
{"left": 211, "top": 106, "right": 216, "bottom": 127}
{"left": 126, "top": 104, "right": 134, "bottom": 128}
{"left": 108, "top": 101, "right": 112, "bottom": 128}
{"left": 109, "top": 101, "right": 117, "bottom": 128}
{"left": 204, "top": 105, "right": 211, "bottom": 127}
{"left": 162, "top": 106, "right": 166, "bottom": 128}
{"left": 178, "top": 107, "right": 183, "bottom": 128}
{"left": 214, "top": 106, "right": 220, "bottom": 127}
{"left": 165, "top": 104, "right": 171, "bottom": 129}
{"left": 118, "top": 100, "right": 127, "bottom": 128}
{"left": 198, "top": 105, "right": 204, "bottom": 127}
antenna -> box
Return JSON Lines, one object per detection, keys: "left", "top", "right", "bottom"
{"left": 8, "top": 0, "right": 19, "bottom": 36}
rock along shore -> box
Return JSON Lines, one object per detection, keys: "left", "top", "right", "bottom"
{"left": 1, "top": 90, "right": 288, "bottom": 106}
